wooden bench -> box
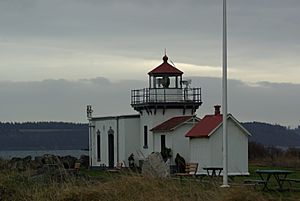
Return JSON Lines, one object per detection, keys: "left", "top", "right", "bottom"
{"left": 67, "top": 162, "right": 81, "bottom": 175}
{"left": 175, "top": 163, "right": 198, "bottom": 178}
{"left": 107, "top": 161, "right": 125, "bottom": 173}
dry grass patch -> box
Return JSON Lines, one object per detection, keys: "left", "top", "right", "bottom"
{"left": 0, "top": 169, "right": 299, "bottom": 201}
{"left": 62, "top": 175, "right": 212, "bottom": 201}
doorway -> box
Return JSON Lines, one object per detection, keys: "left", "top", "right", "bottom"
{"left": 108, "top": 134, "right": 114, "bottom": 168}
{"left": 161, "top": 135, "right": 166, "bottom": 151}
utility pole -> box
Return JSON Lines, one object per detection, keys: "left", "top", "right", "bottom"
{"left": 221, "top": 0, "right": 229, "bottom": 188}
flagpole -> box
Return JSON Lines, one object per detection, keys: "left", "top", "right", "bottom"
{"left": 221, "top": 0, "right": 229, "bottom": 188}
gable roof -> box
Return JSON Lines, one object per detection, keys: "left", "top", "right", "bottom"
{"left": 185, "top": 114, "right": 222, "bottom": 138}
{"left": 151, "top": 116, "right": 197, "bottom": 132}
{"left": 148, "top": 55, "right": 183, "bottom": 76}
{"left": 185, "top": 114, "right": 251, "bottom": 138}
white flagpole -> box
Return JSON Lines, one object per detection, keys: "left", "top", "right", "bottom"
{"left": 221, "top": 0, "right": 229, "bottom": 187}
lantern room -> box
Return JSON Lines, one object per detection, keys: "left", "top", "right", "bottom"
{"left": 148, "top": 55, "right": 183, "bottom": 89}
{"left": 131, "top": 54, "right": 202, "bottom": 114}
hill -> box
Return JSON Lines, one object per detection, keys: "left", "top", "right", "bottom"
{"left": 1, "top": 121, "right": 300, "bottom": 150}
{"left": 242, "top": 122, "right": 300, "bottom": 148}
{"left": 0, "top": 122, "right": 88, "bottom": 150}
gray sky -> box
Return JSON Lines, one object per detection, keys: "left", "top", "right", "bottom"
{"left": 1, "top": 77, "right": 299, "bottom": 127}
{"left": 0, "top": 0, "right": 299, "bottom": 126}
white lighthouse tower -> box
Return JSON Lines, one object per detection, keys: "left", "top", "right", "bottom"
{"left": 131, "top": 54, "right": 202, "bottom": 157}
{"left": 88, "top": 54, "right": 202, "bottom": 168}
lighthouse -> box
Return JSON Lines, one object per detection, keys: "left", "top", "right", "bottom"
{"left": 87, "top": 53, "right": 249, "bottom": 175}
{"left": 87, "top": 54, "right": 202, "bottom": 168}
{"left": 131, "top": 54, "right": 202, "bottom": 156}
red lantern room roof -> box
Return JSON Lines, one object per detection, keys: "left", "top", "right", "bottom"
{"left": 148, "top": 55, "right": 183, "bottom": 76}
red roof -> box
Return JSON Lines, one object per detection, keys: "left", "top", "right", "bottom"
{"left": 151, "top": 116, "right": 194, "bottom": 132}
{"left": 148, "top": 55, "right": 183, "bottom": 75}
{"left": 185, "top": 114, "right": 223, "bottom": 138}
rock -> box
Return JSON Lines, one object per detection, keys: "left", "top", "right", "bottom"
{"left": 60, "top": 155, "right": 77, "bottom": 169}
{"left": 41, "top": 154, "right": 61, "bottom": 165}
{"left": 30, "top": 159, "right": 43, "bottom": 169}
{"left": 4, "top": 154, "right": 85, "bottom": 172}
{"left": 16, "top": 160, "right": 26, "bottom": 171}
{"left": 8, "top": 157, "right": 24, "bottom": 170}
{"left": 34, "top": 156, "right": 43, "bottom": 165}
{"left": 142, "top": 152, "right": 170, "bottom": 178}
{"left": 79, "top": 155, "right": 89, "bottom": 168}
{"left": 7, "top": 156, "right": 33, "bottom": 171}
{"left": 23, "top": 155, "right": 32, "bottom": 163}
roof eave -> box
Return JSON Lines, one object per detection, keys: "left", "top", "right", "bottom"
{"left": 207, "top": 114, "right": 252, "bottom": 137}
{"left": 227, "top": 114, "right": 252, "bottom": 136}
{"left": 148, "top": 72, "right": 183, "bottom": 76}
{"left": 187, "top": 135, "right": 209, "bottom": 139}
{"left": 151, "top": 116, "right": 198, "bottom": 133}
{"left": 171, "top": 116, "right": 199, "bottom": 131}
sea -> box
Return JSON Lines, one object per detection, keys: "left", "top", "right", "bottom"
{"left": 0, "top": 149, "right": 89, "bottom": 159}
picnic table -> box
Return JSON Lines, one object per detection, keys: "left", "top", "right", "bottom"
{"left": 255, "top": 169, "right": 294, "bottom": 191}
{"left": 203, "top": 167, "right": 223, "bottom": 178}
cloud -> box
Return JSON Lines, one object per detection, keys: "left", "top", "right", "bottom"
{"left": 192, "top": 77, "right": 300, "bottom": 125}
{"left": 0, "top": 0, "right": 300, "bottom": 83}
{"left": 0, "top": 76, "right": 299, "bottom": 127}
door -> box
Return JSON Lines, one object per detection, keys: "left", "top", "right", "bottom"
{"left": 108, "top": 134, "right": 114, "bottom": 168}
{"left": 161, "top": 135, "right": 166, "bottom": 151}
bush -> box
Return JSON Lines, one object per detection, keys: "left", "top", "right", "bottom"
{"left": 249, "top": 141, "right": 300, "bottom": 167}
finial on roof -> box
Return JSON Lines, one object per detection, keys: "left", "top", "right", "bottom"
{"left": 163, "top": 48, "right": 168, "bottom": 63}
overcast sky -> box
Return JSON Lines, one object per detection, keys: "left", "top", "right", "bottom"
{"left": 0, "top": 0, "right": 299, "bottom": 127}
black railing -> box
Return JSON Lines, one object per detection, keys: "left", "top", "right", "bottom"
{"left": 131, "top": 88, "right": 201, "bottom": 105}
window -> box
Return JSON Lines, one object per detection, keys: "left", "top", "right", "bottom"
{"left": 161, "top": 135, "right": 166, "bottom": 151}
{"left": 143, "top": 125, "right": 148, "bottom": 148}
{"left": 97, "top": 129, "right": 101, "bottom": 161}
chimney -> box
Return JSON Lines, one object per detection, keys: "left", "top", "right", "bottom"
{"left": 214, "top": 105, "right": 221, "bottom": 115}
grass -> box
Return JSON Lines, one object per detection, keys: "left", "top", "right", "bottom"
{"left": 1, "top": 163, "right": 300, "bottom": 201}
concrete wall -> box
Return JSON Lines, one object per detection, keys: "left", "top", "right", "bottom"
{"left": 123, "top": 118, "right": 140, "bottom": 166}
{"left": 172, "top": 123, "right": 194, "bottom": 162}
{"left": 90, "top": 116, "right": 140, "bottom": 167}
{"left": 189, "top": 138, "right": 210, "bottom": 173}
{"left": 153, "top": 123, "right": 195, "bottom": 165}
{"left": 227, "top": 120, "right": 249, "bottom": 175}
{"left": 139, "top": 108, "right": 193, "bottom": 160}
{"left": 90, "top": 118, "right": 117, "bottom": 167}
{"left": 189, "top": 118, "right": 249, "bottom": 175}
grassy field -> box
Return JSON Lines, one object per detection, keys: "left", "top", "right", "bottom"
{"left": 0, "top": 164, "right": 300, "bottom": 201}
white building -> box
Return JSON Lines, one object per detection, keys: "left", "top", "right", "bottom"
{"left": 87, "top": 54, "right": 250, "bottom": 175}
{"left": 186, "top": 105, "right": 251, "bottom": 175}
{"left": 87, "top": 115, "right": 140, "bottom": 168}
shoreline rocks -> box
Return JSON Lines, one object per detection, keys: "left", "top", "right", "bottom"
{"left": 0, "top": 154, "right": 89, "bottom": 171}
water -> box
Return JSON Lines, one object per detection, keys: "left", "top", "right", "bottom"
{"left": 271, "top": 146, "right": 300, "bottom": 151}
{"left": 0, "top": 149, "right": 89, "bottom": 159}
